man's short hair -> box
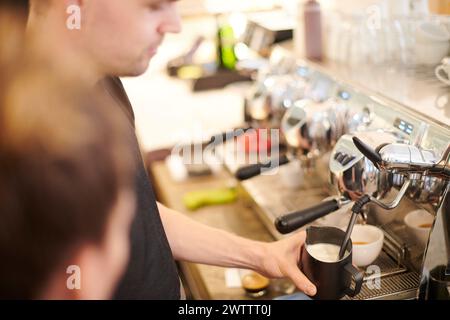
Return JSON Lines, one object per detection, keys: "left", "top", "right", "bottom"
{"left": 0, "top": 64, "right": 136, "bottom": 299}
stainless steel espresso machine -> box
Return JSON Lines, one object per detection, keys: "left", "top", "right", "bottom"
{"left": 275, "top": 129, "right": 449, "bottom": 299}
{"left": 224, "top": 54, "right": 450, "bottom": 300}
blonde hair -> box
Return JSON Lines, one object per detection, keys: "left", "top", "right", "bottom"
{"left": 0, "top": 61, "right": 136, "bottom": 299}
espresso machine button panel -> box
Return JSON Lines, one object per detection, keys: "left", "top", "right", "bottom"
{"left": 341, "top": 155, "right": 356, "bottom": 166}
{"left": 330, "top": 135, "right": 365, "bottom": 171}
{"left": 333, "top": 151, "right": 356, "bottom": 166}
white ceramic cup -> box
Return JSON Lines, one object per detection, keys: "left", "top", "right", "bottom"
{"left": 435, "top": 57, "right": 450, "bottom": 85}
{"left": 404, "top": 209, "right": 434, "bottom": 248}
{"left": 349, "top": 224, "right": 384, "bottom": 268}
{"left": 415, "top": 22, "right": 450, "bottom": 65}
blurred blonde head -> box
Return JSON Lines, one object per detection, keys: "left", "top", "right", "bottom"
{"left": 0, "top": 48, "right": 137, "bottom": 299}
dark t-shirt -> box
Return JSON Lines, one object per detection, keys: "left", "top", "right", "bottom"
{"left": 100, "top": 77, "right": 180, "bottom": 300}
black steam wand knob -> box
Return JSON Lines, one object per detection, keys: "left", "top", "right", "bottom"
{"left": 352, "top": 137, "right": 383, "bottom": 169}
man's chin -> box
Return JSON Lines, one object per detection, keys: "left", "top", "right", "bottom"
{"left": 121, "top": 60, "right": 151, "bottom": 77}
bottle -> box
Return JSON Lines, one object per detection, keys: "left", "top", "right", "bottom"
{"left": 303, "top": 0, "right": 323, "bottom": 61}
{"left": 216, "top": 15, "right": 237, "bottom": 70}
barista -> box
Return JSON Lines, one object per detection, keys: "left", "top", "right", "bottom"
{"left": 23, "top": 0, "right": 317, "bottom": 299}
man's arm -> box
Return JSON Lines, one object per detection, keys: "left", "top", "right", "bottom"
{"left": 157, "top": 202, "right": 317, "bottom": 296}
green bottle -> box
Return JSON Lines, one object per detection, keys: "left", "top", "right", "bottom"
{"left": 217, "top": 15, "right": 237, "bottom": 70}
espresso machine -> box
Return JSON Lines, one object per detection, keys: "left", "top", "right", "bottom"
{"left": 228, "top": 52, "right": 450, "bottom": 299}
{"left": 226, "top": 48, "right": 365, "bottom": 180}
{"left": 351, "top": 135, "right": 450, "bottom": 300}
{"left": 275, "top": 127, "right": 449, "bottom": 298}
{"left": 236, "top": 72, "right": 372, "bottom": 182}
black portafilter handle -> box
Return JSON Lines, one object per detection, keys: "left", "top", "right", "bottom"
{"left": 352, "top": 136, "right": 383, "bottom": 169}
{"left": 275, "top": 199, "right": 340, "bottom": 234}
{"left": 235, "top": 154, "right": 290, "bottom": 181}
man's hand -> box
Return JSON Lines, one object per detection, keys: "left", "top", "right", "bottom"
{"left": 256, "top": 231, "right": 317, "bottom": 296}
{"left": 158, "top": 203, "right": 316, "bottom": 296}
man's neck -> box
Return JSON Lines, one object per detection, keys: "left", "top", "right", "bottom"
{"left": 26, "top": 8, "right": 104, "bottom": 87}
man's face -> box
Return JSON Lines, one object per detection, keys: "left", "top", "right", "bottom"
{"left": 81, "top": 0, "right": 181, "bottom": 77}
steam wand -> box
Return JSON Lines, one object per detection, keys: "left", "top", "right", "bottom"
{"left": 339, "top": 135, "right": 447, "bottom": 259}
{"left": 338, "top": 136, "right": 416, "bottom": 258}
{"left": 338, "top": 179, "right": 412, "bottom": 259}
{"left": 338, "top": 195, "right": 371, "bottom": 260}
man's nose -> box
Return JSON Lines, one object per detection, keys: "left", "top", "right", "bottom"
{"left": 158, "top": 4, "right": 182, "bottom": 34}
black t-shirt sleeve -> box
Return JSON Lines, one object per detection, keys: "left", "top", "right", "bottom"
{"left": 102, "top": 77, "right": 180, "bottom": 300}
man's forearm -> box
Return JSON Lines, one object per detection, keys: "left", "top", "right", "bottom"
{"left": 157, "top": 202, "right": 266, "bottom": 271}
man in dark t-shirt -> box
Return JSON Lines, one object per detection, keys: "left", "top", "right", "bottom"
{"left": 27, "top": 0, "right": 317, "bottom": 299}
{"left": 101, "top": 77, "right": 181, "bottom": 299}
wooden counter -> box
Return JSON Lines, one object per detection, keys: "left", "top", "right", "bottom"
{"left": 150, "top": 161, "right": 295, "bottom": 300}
